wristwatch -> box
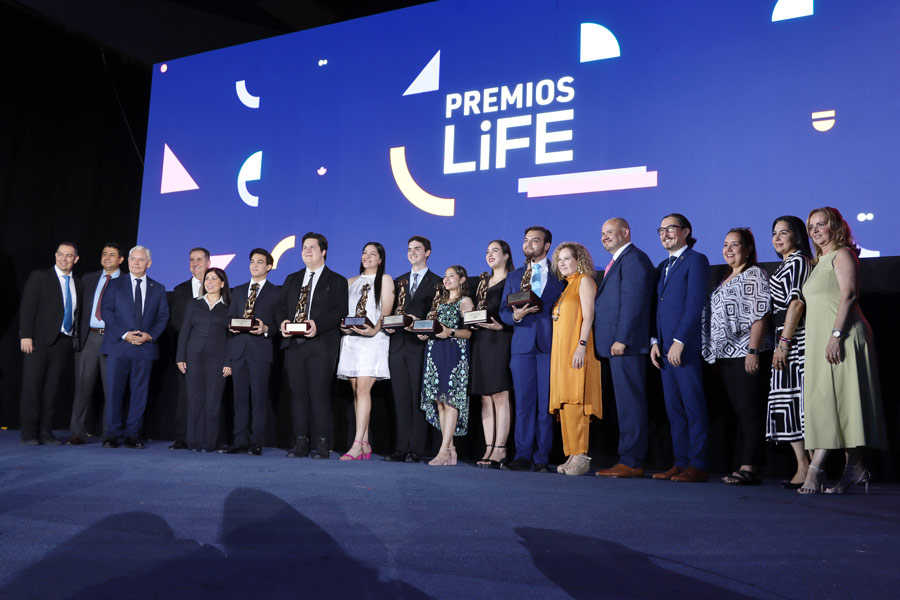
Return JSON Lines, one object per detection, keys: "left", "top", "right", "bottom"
{"left": 449, "top": 329, "right": 456, "bottom": 337}
{"left": 747, "top": 348, "right": 759, "bottom": 355}
{"left": 578, "top": 339, "right": 587, "bottom": 347}
{"left": 831, "top": 329, "right": 843, "bottom": 339}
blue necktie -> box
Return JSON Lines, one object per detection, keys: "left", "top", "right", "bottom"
{"left": 62, "top": 275, "right": 73, "bottom": 334}
{"left": 410, "top": 272, "right": 420, "bottom": 297}
{"left": 532, "top": 263, "right": 543, "bottom": 297}
{"left": 664, "top": 256, "right": 677, "bottom": 281}
{"left": 133, "top": 278, "right": 143, "bottom": 327}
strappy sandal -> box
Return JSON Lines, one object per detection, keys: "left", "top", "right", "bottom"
{"left": 721, "top": 469, "right": 762, "bottom": 485}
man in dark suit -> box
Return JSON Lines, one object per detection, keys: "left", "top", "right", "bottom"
{"left": 222, "top": 248, "right": 279, "bottom": 456}
{"left": 68, "top": 242, "right": 124, "bottom": 445}
{"left": 499, "top": 226, "right": 565, "bottom": 473}
{"left": 277, "top": 232, "right": 348, "bottom": 459}
{"left": 100, "top": 245, "right": 170, "bottom": 449}
{"left": 383, "top": 235, "right": 443, "bottom": 463}
{"left": 18, "top": 242, "right": 84, "bottom": 445}
{"left": 650, "top": 213, "right": 710, "bottom": 483}
{"left": 167, "top": 246, "right": 210, "bottom": 450}
{"left": 592, "top": 219, "right": 655, "bottom": 478}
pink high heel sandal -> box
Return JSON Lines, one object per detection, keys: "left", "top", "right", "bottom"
{"left": 340, "top": 440, "right": 369, "bottom": 461}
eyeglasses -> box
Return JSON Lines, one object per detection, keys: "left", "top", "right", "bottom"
{"left": 656, "top": 225, "right": 684, "bottom": 235}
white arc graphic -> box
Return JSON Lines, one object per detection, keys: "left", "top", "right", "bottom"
{"left": 237, "top": 151, "right": 262, "bottom": 207}
{"left": 235, "top": 80, "right": 260, "bottom": 108}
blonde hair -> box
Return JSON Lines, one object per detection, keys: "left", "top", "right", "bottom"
{"left": 550, "top": 242, "right": 594, "bottom": 278}
{"left": 807, "top": 207, "right": 855, "bottom": 259}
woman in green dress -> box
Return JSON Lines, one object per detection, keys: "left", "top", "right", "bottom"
{"left": 798, "top": 207, "right": 886, "bottom": 494}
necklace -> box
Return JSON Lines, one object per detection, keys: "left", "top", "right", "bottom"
{"left": 551, "top": 274, "right": 579, "bottom": 321}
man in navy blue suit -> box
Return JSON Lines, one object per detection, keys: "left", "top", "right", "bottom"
{"left": 650, "top": 214, "right": 710, "bottom": 482}
{"left": 500, "top": 226, "right": 565, "bottom": 473}
{"left": 593, "top": 218, "right": 655, "bottom": 478}
{"left": 222, "top": 248, "right": 279, "bottom": 456}
{"left": 100, "top": 245, "right": 169, "bottom": 449}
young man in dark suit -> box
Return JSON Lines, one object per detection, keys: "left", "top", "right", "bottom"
{"left": 100, "top": 245, "right": 170, "bottom": 449}
{"left": 277, "top": 232, "right": 348, "bottom": 459}
{"left": 383, "top": 235, "right": 443, "bottom": 463}
{"left": 499, "top": 226, "right": 565, "bottom": 473}
{"left": 222, "top": 248, "right": 279, "bottom": 455}
{"left": 650, "top": 213, "right": 711, "bottom": 482}
{"left": 593, "top": 219, "right": 655, "bottom": 478}
{"left": 68, "top": 242, "right": 124, "bottom": 445}
{"left": 18, "top": 242, "right": 84, "bottom": 445}
{"left": 167, "top": 247, "right": 210, "bottom": 449}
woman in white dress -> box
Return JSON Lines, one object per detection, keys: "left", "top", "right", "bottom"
{"left": 337, "top": 242, "right": 394, "bottom": 460}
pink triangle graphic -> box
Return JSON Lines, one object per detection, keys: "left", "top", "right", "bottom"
{"left": 160, "top": 143, "right": 199, "bottom": 194}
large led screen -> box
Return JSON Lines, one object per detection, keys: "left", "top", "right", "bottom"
{"left": 138, "top": 0, "right": 900, "bottom": 286}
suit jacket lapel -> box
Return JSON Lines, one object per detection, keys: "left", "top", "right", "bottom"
{"left": 660, "top": 247, "right": 690, "bottom": 293}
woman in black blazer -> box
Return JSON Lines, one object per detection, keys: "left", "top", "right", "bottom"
{"left": 176, "top": 267, "right": 232, "bottom": 451}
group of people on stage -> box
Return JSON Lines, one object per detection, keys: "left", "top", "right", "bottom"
{"left": 17, "top": 207, "right": 885, "bottom": 493}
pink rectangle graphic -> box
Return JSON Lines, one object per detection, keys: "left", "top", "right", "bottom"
{"left": 525, "top": 171, "right": 658, "bottom": 198}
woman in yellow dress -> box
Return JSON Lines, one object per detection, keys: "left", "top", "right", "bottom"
{"left": 549, "top": 242, "right": 602, "bottom": 476}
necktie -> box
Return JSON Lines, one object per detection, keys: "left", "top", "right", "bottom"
{"left": 133, "top": 278, "right": 143, "bottom": 326}
{"left": 664, "top": 256, "right": 677, "bottom": 281}
{"left": 95, "top": 274, "right": 111, "bottom": 321}
{"left": 604, "top": 257, "right": 615, "bottom": 274}
{"left": 305, "top": 272, "right": 316, "bottom": 318}
{"left": 410, "top": 272, "right": 420, "bottom": 296}
{"left": 244, "top": 283, "right": 259, "bottom": 318}
{"left": 63, "top": 275, "right": 73, "bottom": 334}
{"left": 532, "top": 263, "right": 543, "bottom": 297}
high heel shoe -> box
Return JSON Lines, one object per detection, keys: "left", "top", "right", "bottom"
{"left": 428, "top": 447, "right": 453, "bottom": 466}
{"left": 476, "top": 444, "right": 494, "bottom": 467}
{"left": 826, "top": 465, "right": 870, "bottom": 495}
{"left": 340, "top": 440, "right": 369, "bottom": 461}
{"left": 360, "top": 441, "right": 372, "bottom": 460}
{"left": 449, "top": 446, "right": 457, "bottom": 466}
{"left": 798, "top": 464, "right": 825, "bottom": 495}
{"left": 557, "top": 454, "right": 574, "bottom": 474}
{"left": 486, "top": 445, "right": 507, "bottom": 469}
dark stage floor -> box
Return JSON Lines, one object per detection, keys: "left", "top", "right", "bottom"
{"left": 0, "top": 430, "right": 897, "bottom": 599}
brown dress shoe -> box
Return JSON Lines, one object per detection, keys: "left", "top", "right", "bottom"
{"left": 652, "top": 466, "right": 684, "bottom": 480}
{"left": 671, "top": 466, "right": 708, "bottom": 483}
{"left": 596, "top": 464, "right": 645, "bottom": 478}
{"left": 67, "top": 435, "right": 85, "bottom": 445}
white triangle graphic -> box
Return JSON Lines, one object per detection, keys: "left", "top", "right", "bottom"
{"left": 160, "top": 143, "right": 199, "bottom": 194}
{"left": 403, "top": 50, "right": 440, "bottom": 96}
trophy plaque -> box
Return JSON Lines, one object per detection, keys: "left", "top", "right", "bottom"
{"left": 343, "top": 283, "right": 375, "bottom": 329}
{"left": 382, "top": 278, "right": 413, "bottom": 329}
{"left": 230, "top": 284, "right": 260, "bottom": 332}
{"left": 463, "top": 272, "right": 491, "bottom": 326}
{"left": 506, "top": 257, "right": 542, "bottom": 310}
{"left": 285, "top": 284, "right": 311, "bottom": 335}
{"left": 410, "top": 284, "right": 444, "bottom": 335}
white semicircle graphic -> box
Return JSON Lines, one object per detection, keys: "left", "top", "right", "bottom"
{"left": 271, "top": 235, "right": 296, "bottom": 270}
{"left": 389, "top": 147, "right": 454, "bottom": 217}
{"left": 772, "top": 0, "right": 814, "bottom": 22}
{"left": 237, "top": 151, "right": 262, "bottom": 207}
{"left": 580, "top": 23, "right": 621, "bottom": 62}
{"left": 235, "top": 80, "right": 260, "bottom": 108}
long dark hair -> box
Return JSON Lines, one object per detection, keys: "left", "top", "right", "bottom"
{"left": 359, "top": 242, "right": 386, "bottom": 306}
{"left": 203, "top": 267, "right": 231, "bottom": 305}
{"left": 723, "top": 228, "right": 757, "bottom": 279}
{"left": 771, "top": 215, "right": 812, "bottom": 260}
{"left": 488, "top": 239, "right": 515, "bottom": 273}
{"left": 664, "top": 213, "right": 697, "bottom": 248}
{"left": 448, "top": 264, "right": 468, "bottom": 300}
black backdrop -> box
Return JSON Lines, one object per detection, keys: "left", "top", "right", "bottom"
{"left": 1, "top": 5, "right": 897, "bottom": 480}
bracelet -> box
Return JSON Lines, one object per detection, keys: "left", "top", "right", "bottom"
{"left": 778, "top": 336, "right": 792, "bottom": 346}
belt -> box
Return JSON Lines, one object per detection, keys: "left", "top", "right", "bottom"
{"left": 90, "top": 327, "right": 105, "bottom": 335}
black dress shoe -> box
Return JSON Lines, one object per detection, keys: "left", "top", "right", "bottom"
{"left": 287, "top": 435, "right": 310, "bottom": 458}
{"left": 219, "top": 444, "right": 249, "bottom": 454}
{"left": 168, "top": 440, "right": 188, "bottom": 450}
{"left": 781, "top": 480, "right": 803, "bottom": 490}
{"left": 102, "top": 438, "right": 119, "bottom": 448}
{"left": 123, "top": 438, "right": 145, "bottom": 449}
{"left": 310, "top": 437, "right": 330, "bottom": 459}
{"left": 247, "top": 445, "right": 262, "bottom": 456}
{"left": 384, "top": 451, "right": 406, "bottom": 462}
{"left": 534, "top": 463, "right": 551, "bottom": 473}
{"left": 503, "top": 457, "right": 533, "bottom": 471}
{"left": 405, "top": 452, "right": 421, "bottom": 463}
{"left": 39, "top": 433, "right": 62, "bottom": 446}
{"left": 20, "top": 438, "right": 40, "bottom": 447}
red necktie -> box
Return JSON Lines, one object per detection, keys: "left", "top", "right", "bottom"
{"left": 95, "top": 274, "right": 111, "bottom": 321}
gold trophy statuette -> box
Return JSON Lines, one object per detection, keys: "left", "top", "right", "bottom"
{"left": 506, "top": 257, "right": 542, "bottom": 310}
{"left": 285, "top": 284, "right": 311, "bottom": 334}
{"left": 230, "top": 287, "right": 259, "bottom": 332}
{"left": 463, "top": 271, "right": 491, "bottom": 326}
{"left": 411, "top": 284, "right": 444, "bottom": 335}
{"left": 382, "top": 278, "right": 413, "bottom": 329}
{"left": 343, "top": 283, "right": 374, "bottom": 329}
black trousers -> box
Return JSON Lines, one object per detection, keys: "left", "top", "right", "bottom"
{"left": 70, "top": 329, "right": 107, "bottom": 437}
{"left": 185, "top": 350, "right": 228, "bottom": 450}
{"left": 719, "top": 352, "right": 773, "bottom": 467}
{"left": 174, "top": 370, "right": 188, "bottom": 443}
{"left": 230, "top": 355, "right": 271, "bottom": 446}
{"left": 388, "top": 345, "right": 428, "bottom": 455}
{"left": 284, "top": 343, "right": 337, "bottom": 442}
{"left": 20, "top": 333, "right": 73, "bottom": 438}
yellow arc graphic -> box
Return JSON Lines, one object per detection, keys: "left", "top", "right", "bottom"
{"left": 389, "top": 146, "right": 455, "bottom": 217}
{"left": 270, "top": 235, "right": 296, "bottom": 270}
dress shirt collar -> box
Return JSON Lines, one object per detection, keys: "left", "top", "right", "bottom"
{"left": 612, "top": 242, "right": 632, "bottom": 262}
{"left": 191, "top": 277, "right": 203, "bottom": 299}
{"left": 668, "top": 245, "right": 688, "bottom": 259}
{"left": 203, "top": 294, "right": 224, "bottom": 308}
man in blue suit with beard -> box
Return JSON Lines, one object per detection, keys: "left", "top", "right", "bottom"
{"left": 500, "top": 226, "right": 565, "bottom": 473}
{"left": 593, "top": 218, "right": 655, "bottom": 478}
{"left": 650, "top": 214, "right": 710, "bottom": 482}
{"left": 100, "top": 245, "right": 169, "bottom": 449}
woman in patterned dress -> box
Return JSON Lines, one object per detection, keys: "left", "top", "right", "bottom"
{"left": 765, "top": 216, "right": 812, "bottom": 488}
{"left": 336, "top": 242, "right": 394, "bottom": 460}
{"left": 701, "top": 228, "right": 773, "bottom": 485}
{"left": 418, "top": 265, "right": 474, "bottom": 466}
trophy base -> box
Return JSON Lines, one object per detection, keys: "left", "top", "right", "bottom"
{"left": 410, "top": 319, "right": 442, "bottom": 336}
{"left": 506, "top": 290, "right": 542, "bottom": 311}
{"left": 382, "top": 314, "right": 413, "bottom": 329}
{"left": 462, "top": 310, "right": 489, "bottom": 326}
{"left": 230, "top": 317, "right": 257, "bottom": 332}
{"left": 285, "top": 321, "right": 310, "bottom": 335}
{"left": 342, "top": 316, "right": 374, "bottom": 329}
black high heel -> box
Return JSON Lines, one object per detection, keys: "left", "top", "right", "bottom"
{"left": 476, "top": 444, "right": 494, "bottom": 467}
{"left": 486, "top": 445, "right": 507, "bottom": 469}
